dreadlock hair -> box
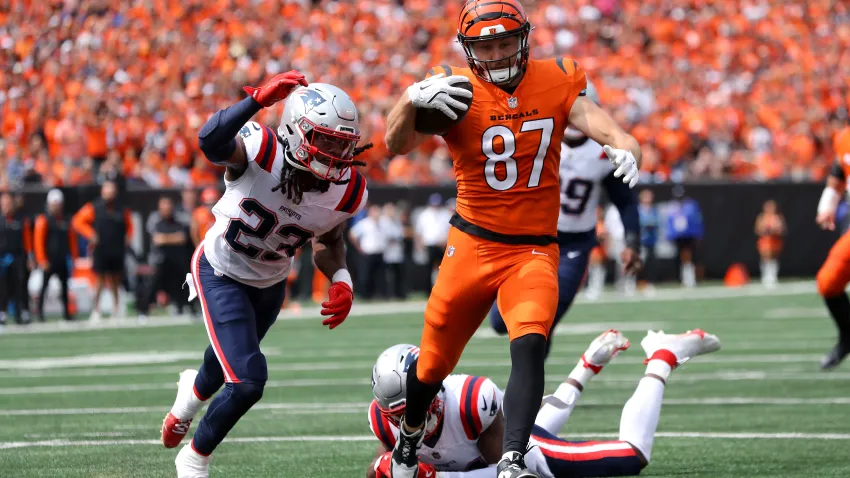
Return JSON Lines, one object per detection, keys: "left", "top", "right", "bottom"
{"left": 272, "top": 141, "right": 373, "bottom": 205}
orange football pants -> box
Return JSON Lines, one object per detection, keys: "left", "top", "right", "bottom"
{"left": 417, "top": 226, "right": 560, "bottom": 384}
{"left": 817, "top": 231, "right": 850, "bottom": 297}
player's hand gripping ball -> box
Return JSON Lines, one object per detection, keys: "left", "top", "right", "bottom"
{"left": 409, "top": 74, "right": 474, "bottom": 135}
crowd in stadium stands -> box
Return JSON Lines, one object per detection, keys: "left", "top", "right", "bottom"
{"left": 0, "top": 0, "right": 848, "bottom": 189}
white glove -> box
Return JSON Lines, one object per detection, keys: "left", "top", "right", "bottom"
{"left": 603, "top": 145, "right": 640, "bottom": 188}
{"left": 407, "top": 73, "right": 473, "bottom": 120}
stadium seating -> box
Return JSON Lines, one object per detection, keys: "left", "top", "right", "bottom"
{"left": 0, "top": 0, "right": 847, "bottom": 187}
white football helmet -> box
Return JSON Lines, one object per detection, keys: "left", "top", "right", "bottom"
{"left": 371, "top": 344, "right": 444, "bottom": 436}
{"left": 278, "top": 83, "right": 361, "bottom": 182}
{"left": 564, "top": 78, "right": 600, "bottom": 141}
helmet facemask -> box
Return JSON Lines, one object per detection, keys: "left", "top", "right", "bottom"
{"left": 290, "top": 116, "right": 360, "bottom": 183}
{"left": 378, "top": 395, "right": 445, "bottom": 440}
{"left": 459, "top": 23, "right": 530, "bottom": 85}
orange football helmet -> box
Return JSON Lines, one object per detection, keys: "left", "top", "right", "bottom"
{"left": 456, "top": 0, "right": 531, "bottom": 85}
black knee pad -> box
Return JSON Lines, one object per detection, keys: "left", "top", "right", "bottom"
{"left": 229, "top": 382, "right": 265, "bottom": 407}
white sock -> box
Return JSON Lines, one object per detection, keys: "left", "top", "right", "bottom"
{"left": 535, "top": 383, "right": 581, "bottom": 434}
{"left": 588, "top": 264, "right": 605, "bottom": 293}
{"left": 767, "top": 259, "right": 778, "bottom": 283}
{"left": 681, "top": 263, "right": 696, "bottom": 287}
{"left": 618, "top": 376, "right": 665, "bottom": 462}
{"left": 170, "top": 373, "right": 205, "bottom": 420}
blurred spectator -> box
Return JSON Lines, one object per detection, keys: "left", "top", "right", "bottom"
{"left": 145, "top": 197, "right": 196, "bottom": 318}
{"left": 380, "top": 202, "right": 406, "bottom": 300}
{"left": 14, "top": 192, "right": 33, "bottom": 321}
{"left": 755, "top": 199, "right": 785, "bottom": 288}
{"left": 1, "top": 1, "right": 846, "bottom": 186}
{"left": 34, "top": 189, "right": 77, "bottom": 322}
{"left": 0, "top": 191, "right": 33, "bottom": 325}
{"left": 415, "top": 193, "right": 452, "bottom": 294}
{"left": 72, "top": 181, "right": 133, "bottom": 321}
{"left": 665, "top": 185, "right": 704, "bottom": 288}
{"left": 349, "top": 204, "right": 387, "bottom": 299}
{"left": 190, "top": 187, "right": 220, "bottom": 247}
{"left": 638, "top": 189, "right": 659, "bottom": 291}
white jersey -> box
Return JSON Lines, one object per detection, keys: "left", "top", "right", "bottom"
{"left": 202, "top": 121, "right": 367, "bottom": 288}
{"left": 367, "top": 374, "right": 503, "bottom": 472}
{"left": 557, "top": 139, "right": 615, "bottom": 233}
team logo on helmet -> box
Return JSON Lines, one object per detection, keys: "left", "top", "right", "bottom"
{"left": 296, "top": 89, "right": 327, "bottom": 114}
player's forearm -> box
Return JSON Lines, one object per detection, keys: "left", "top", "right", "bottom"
{"left": 198, "top": 96, "right": 261, "bottom": 165}
{"left": 385, "top": 94, "right": 420, "bottom": 156}
{"left": 313, "top": 227, "right": 348, "bottom": 282}
{"left": 609, "top": 131, "right": 642, "bottom": 168}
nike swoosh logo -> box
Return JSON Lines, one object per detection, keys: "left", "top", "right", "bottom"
{"left": 566, "top": 251, "right": 581, "bottom": 259}
{"left": 531, "top": 250, "right": 548, "bottom": 256}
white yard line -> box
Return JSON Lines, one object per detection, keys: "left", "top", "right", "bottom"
{"left": 3, "top": 397, "right": 849, "bottom": 417}
{"left": 0, "top": 281, "right": 817, "bottom": 335}
{"left": 0, "top": 353, "right": 829, "bottom": 378}
{"left": 1, "top": 430, "right": 848, "bottom": 450}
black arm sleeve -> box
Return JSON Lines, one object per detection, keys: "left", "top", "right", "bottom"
{"left": 197, "top": 96, "right": 263, "bottom": 164}
{"left": 830, "top": 161, "right": 846, "bottom": 181}
{"left": 602, "top": 171, "right": 640, "bottom": 250}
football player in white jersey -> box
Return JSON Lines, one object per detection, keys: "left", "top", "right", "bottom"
{"left": 367, "top": 328, "right": 720, "bottom": 478}
{"left": 159, "top": 71, "right": 371, "bottom": 477}
{"left": 488, "top": 80, "right": 641, "bottom": 357}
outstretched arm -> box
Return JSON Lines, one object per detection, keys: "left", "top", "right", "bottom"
{"left": 198, "top": 70, "right": 307, "bottom": 180}
{"left": 569, "top": 96, "right": 642, "bottom": 167}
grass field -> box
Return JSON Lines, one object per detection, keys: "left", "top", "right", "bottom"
{"left": 1, "top": 282, "right": 849, "bottom": 477}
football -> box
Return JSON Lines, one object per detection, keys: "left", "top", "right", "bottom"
{"left": 413, "top": 81, "right": 474, "bottom": 135}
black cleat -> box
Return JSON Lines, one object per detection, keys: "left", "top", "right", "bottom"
{"left": 820, "top": 340, "right": 850, "bottom": 370}
{"left": 390, "top": 419, "right": 424, "bottom": 478}
{"left": 497, "top": 451, "right": 538, "bottom": 478}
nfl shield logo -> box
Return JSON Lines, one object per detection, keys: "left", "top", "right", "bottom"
{"left": 507, "top": 96, "right": 518, "bottom": 109}
{"left": 447, "top": 246, "right": 455, "bottom": 257}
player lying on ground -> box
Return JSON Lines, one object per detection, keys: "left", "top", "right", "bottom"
{"left": 159, "top": 71, "right": 371, "bottom": 478}
{"left": 367, "top": 329, "right": 720, "bottom": 478}
{"left": 488, "top": 80, "right": 641, "bottom": 358}
{"left": 383, "top": 1, "right": 642, "bottom": 476}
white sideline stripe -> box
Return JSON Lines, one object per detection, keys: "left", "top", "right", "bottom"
{"left": 7, "top": 368, "right": 850, "bottom": 396}
{"left": 0, "top": 354, "right": 830, "bottom": 379}
{"left": 2, "top": 431, "right": 849, "bottom": 449}
{"left": 0, "top": 281, "right": 817, "bottom": 335}
{"left": 4, "top": 397, "right": 850, "bottom": 417}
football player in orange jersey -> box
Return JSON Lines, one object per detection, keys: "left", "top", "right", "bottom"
{"left": 190, "top": 187, "right": 220, "bottom": 247}
{"left": 383, "top": 1, "right": 642, "bottom": 477}
{"left": 815, "top": 126, "right": 850, "bottom": 369}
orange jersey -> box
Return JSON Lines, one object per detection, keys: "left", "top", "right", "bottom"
{"left": 192, "top": 206, "right": 215, "bottom": 242}
{"left": 433, "top": 59, "right": 587, "bottom": 238}
{"left": 833, "top": 127, "right": 850, "bottom": 182}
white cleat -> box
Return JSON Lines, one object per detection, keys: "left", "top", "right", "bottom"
{"left": 162, "top": 369, "right": 201, "bottom": 448}
{"left": 641, "top": 329, "right": 721, "bottom": 366}
{"left": 175, "top": 441, "right": 210, "bottom": 478}
{"left": 580, "top": 329, "right": 631, "bottom": 373}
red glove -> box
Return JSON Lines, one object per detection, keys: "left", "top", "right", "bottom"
{"left": 374, "top": 452, "right": 437, "bottom": 478}
{"left": 321, "top": 281, "right": 353, "bottom": 329}
{"left": 242, "top": 70, "right": 308, "bottom": 108}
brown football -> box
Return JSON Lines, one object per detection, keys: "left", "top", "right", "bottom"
{"left": 413, "top": 81, "right": 474, "bottom": 135}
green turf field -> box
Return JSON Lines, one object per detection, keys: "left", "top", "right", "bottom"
{"left": 0, "top": 283, "right": 849, "bottom": 477}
